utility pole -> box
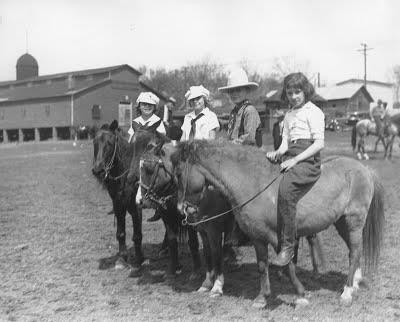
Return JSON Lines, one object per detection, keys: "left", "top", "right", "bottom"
{"left": 358, "top": 43, "right": 373, "bottom": 88}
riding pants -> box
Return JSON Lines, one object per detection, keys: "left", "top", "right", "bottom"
{"left": 277, "top": 140, "right": 321, "bottom": 251}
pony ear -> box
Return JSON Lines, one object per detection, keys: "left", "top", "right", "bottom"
{"left": 154, "top": 141, "right": 165, "bottom": 155}
{"left": 132, "top": 121, "right": 140, "bottom": 132}
{"left": 100, "top": 123, "right": 109, "bottom": 130}
{"left": 109, "top": 120, "right": 119, "bottom": 133}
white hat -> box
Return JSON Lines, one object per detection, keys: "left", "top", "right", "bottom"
{"left": 136, "top": 92, "right": 160, "bottom": 106}
{"left": 218, "top": 68, "right": 259, "bottom": 93}
{"left": 185, "top": 85, "right": 210, "bottom": 101}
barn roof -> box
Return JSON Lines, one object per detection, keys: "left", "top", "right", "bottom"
{"left": 0, "top": 64, "right": 168, "bottom": 104}
{"left": 316, "top": 84, "right": 373, "bottom": 102}
{"left": 336, "top": 78, "right": 393, "bottom": 88}
{"left": 0, "top": 64, "right": 140, "bottom": 87}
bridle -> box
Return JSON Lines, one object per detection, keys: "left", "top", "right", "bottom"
{"left": 103, "top": 135, "right": 129, "bottom": 180}
{"left": 139, "top": 157, "right": 176, "bottom": 210}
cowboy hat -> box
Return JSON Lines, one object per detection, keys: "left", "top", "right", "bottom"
{"left": 218, "top": 68, "right": 259, "bottom": 93}
{"left": 136, "top": 92, "right": 160, "bottom": 106}
{"left": 185, "top": 85, "right": 210, "bottom": 101}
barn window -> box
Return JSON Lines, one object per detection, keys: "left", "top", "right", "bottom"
{"left": 0, "top": 110, "right": 4, "bottom": 120}
{"left": 332, "top": 104, "right": 336, "bottom": 107}
{"left": 22, "top": 108, "right": 26, "bottom": 118}
{"left": 92, "top": 105, "right": 101, "bottom": 120}
{"left": 45, "top": 105, "right": 50, "bottom": 117}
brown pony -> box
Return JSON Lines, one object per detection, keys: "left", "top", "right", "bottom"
{"left": 168, "top": 140, "right": 384, "bottom": 308}
{"left": 138, "top": 139, "right": 325, "bottom": 298}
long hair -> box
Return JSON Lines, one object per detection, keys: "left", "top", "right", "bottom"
{"left": 280, "top": 72, "right": 316, "bottom": 105}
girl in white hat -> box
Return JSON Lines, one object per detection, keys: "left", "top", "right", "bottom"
{"left": 181, "top": 85, "right": 220, "bottom": 141}
{"left": 131, "top": 92, "right": 166, "bottom": 136}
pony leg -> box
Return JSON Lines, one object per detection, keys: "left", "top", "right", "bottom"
{"left": 113, "top": 201, "right": 128, "bottom": 261}
{"left": 306, "top": 234, "right": 325, "bottom": 274}
{"left": 209, "top": 227, "right": 224, "bottom": 297}
{"left": 252, "top": 240, "right": 271, "bottom": 309}
{"left": 334, "top": 217, "right": 362, "bottom": 305}
{"left": 197, "top": 230, "right": 214, "bottom": 292}
{"left": 188, "top": 226, "right": 202, "bottom": 280}
{"left": 131, "top": 205, "right": 144, "bottom": 267}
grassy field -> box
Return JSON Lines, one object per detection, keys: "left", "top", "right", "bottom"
{"left": 1, "top": 132, "right": 400, "bottom": 321}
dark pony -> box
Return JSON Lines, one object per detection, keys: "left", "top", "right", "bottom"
{"left": 170, "top": 140, "right": 384, "bottom": 308}
{"left": 92, "top": 120, "right": 160, "bottom": 271}
{"left": 127, "top": 131, "right": 202, "bottom": 279}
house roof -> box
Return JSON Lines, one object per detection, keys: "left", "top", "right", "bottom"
{"left": 316, "top": 84, "right": 373, "bottom": 102}
{"left": 336, "top": 78, "right": 393, "bottom": 88}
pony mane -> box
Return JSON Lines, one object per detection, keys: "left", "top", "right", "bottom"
{"left": 171, "top": 139, "right": 270, "bottom": 173}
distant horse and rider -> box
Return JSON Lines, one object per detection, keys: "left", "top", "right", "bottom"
{"left": 352, "top": 100, "right": 400, "bottom": 160}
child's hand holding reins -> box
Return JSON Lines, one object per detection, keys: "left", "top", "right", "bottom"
{"left": 266, "top": 151, "right": 279, "bottom": 163}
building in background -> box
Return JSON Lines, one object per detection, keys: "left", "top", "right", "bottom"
{"left": 0, "top": 53, "right": 169, "bottom": 143}
{"left": 335, "top": 79, "right": 397, "bottom": 115}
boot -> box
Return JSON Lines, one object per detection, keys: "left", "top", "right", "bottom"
{"left": 273, "top": 210, "right": 296, "bottom": 267}
{"left": 147, "top": 210, "right": 162, "bottom": 222}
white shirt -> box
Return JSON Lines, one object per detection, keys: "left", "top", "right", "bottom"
{"left": 282, "top": 101, "right": 325, "bottom": 142}
{"left": 181, "top": 107, "right": 220, "bottom": 141}
{"left": 133, "top": 114, "right": 166, "bottom": 134}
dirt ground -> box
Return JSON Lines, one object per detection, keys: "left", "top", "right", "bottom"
{"left": 1, "top": 132, "right": 400, "bottom": 322}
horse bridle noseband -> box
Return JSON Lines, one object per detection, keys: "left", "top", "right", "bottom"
{"left": 139, "top": 157, "right": 176, "bottom": 210}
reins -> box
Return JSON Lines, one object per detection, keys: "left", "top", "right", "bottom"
{"left": 181, "top": 165, "right": 282, "bottom": 226}
{"left": 104, "top": 135, "right": 129, "bottom": 181}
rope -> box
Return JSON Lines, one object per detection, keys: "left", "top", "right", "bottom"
{"left": 182, "top": 172, "right": 282, "bottom": 226}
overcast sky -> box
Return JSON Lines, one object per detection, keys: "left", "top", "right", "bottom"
{"left": 1, "top": 0, "right": 399, "bottom": 85}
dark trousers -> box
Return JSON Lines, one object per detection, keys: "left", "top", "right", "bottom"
{"left": 373, "top": 116, "right": 384, "bottom": 136}
{"left": 277, "top": 140, "right": 321, "bottom": 251}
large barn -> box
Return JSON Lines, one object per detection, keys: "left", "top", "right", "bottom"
{"left": 0, "top": 53, "right": 169, "bottom": 143}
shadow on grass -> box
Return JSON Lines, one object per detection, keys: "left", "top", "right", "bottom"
{"left": 98, "top": 242, "right": 348, "bottom": 305}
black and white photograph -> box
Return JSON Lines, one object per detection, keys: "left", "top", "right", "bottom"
{"left": 1, "top": 0, "right": 399, "bottom": 321}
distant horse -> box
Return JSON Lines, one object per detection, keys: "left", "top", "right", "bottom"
{"left": 126, "top": 131, "right": 202, "bottom": 279}
{"left": 167, "top": 140, "right": 384, "bottom": 308}
{"left": 92, "top": 120, "right": 146, "bottom": 270}
{"left": 351, "top": 115, "right": 399, "bottom": 160}
{"left": 138, "top": 138, "right": 326, "bottom": 297}
{"left": 381, "top": 114, "right": 400, "bottom": 159}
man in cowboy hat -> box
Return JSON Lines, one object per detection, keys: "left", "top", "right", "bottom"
{"left": 218, "top": 68, "right": 261, "bottom": 261}
{"left": 272, "top": 109, "right": 285, "bottom": 150}
{"left": 219, "top": 68, "right": 262, "bottom": 146}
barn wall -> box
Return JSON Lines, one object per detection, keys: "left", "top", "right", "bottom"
{"left": 0, "top": 97, "right": 71, "bottom": 129}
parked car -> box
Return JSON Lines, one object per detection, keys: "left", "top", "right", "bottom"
{"left": 346, "top": 111, "right": 370, "bottom": 126}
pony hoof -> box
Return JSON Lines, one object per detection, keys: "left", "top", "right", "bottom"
{"left": 197, "top": 286, "right": 211, "bottom": 293}
{"left": 340, "top": 286, "right": 354, "bottom": 306}
{"left": 115, "top": 258, "right": 128, "bottom": 270}
{"left": 363, "top": 154, "right": 369, "bottom": 160}
{"left": 357, "top": 153, "right": 362, "bottom": 160}
{"left": 295, "top": 297, "right": 310, "bottom": 307}
{"left": 252, "top": 300, "right": 267, "bottom": 309}
{"left": 210, "top": 290, "right": 223, "bottom": 298}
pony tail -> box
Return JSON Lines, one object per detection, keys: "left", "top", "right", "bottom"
{"left": 362, "top": 171, "right": 385, "bottom": 274}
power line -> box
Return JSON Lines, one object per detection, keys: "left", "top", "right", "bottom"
{"left": 357, "top": 43, "right": 373, "bottom": 87}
